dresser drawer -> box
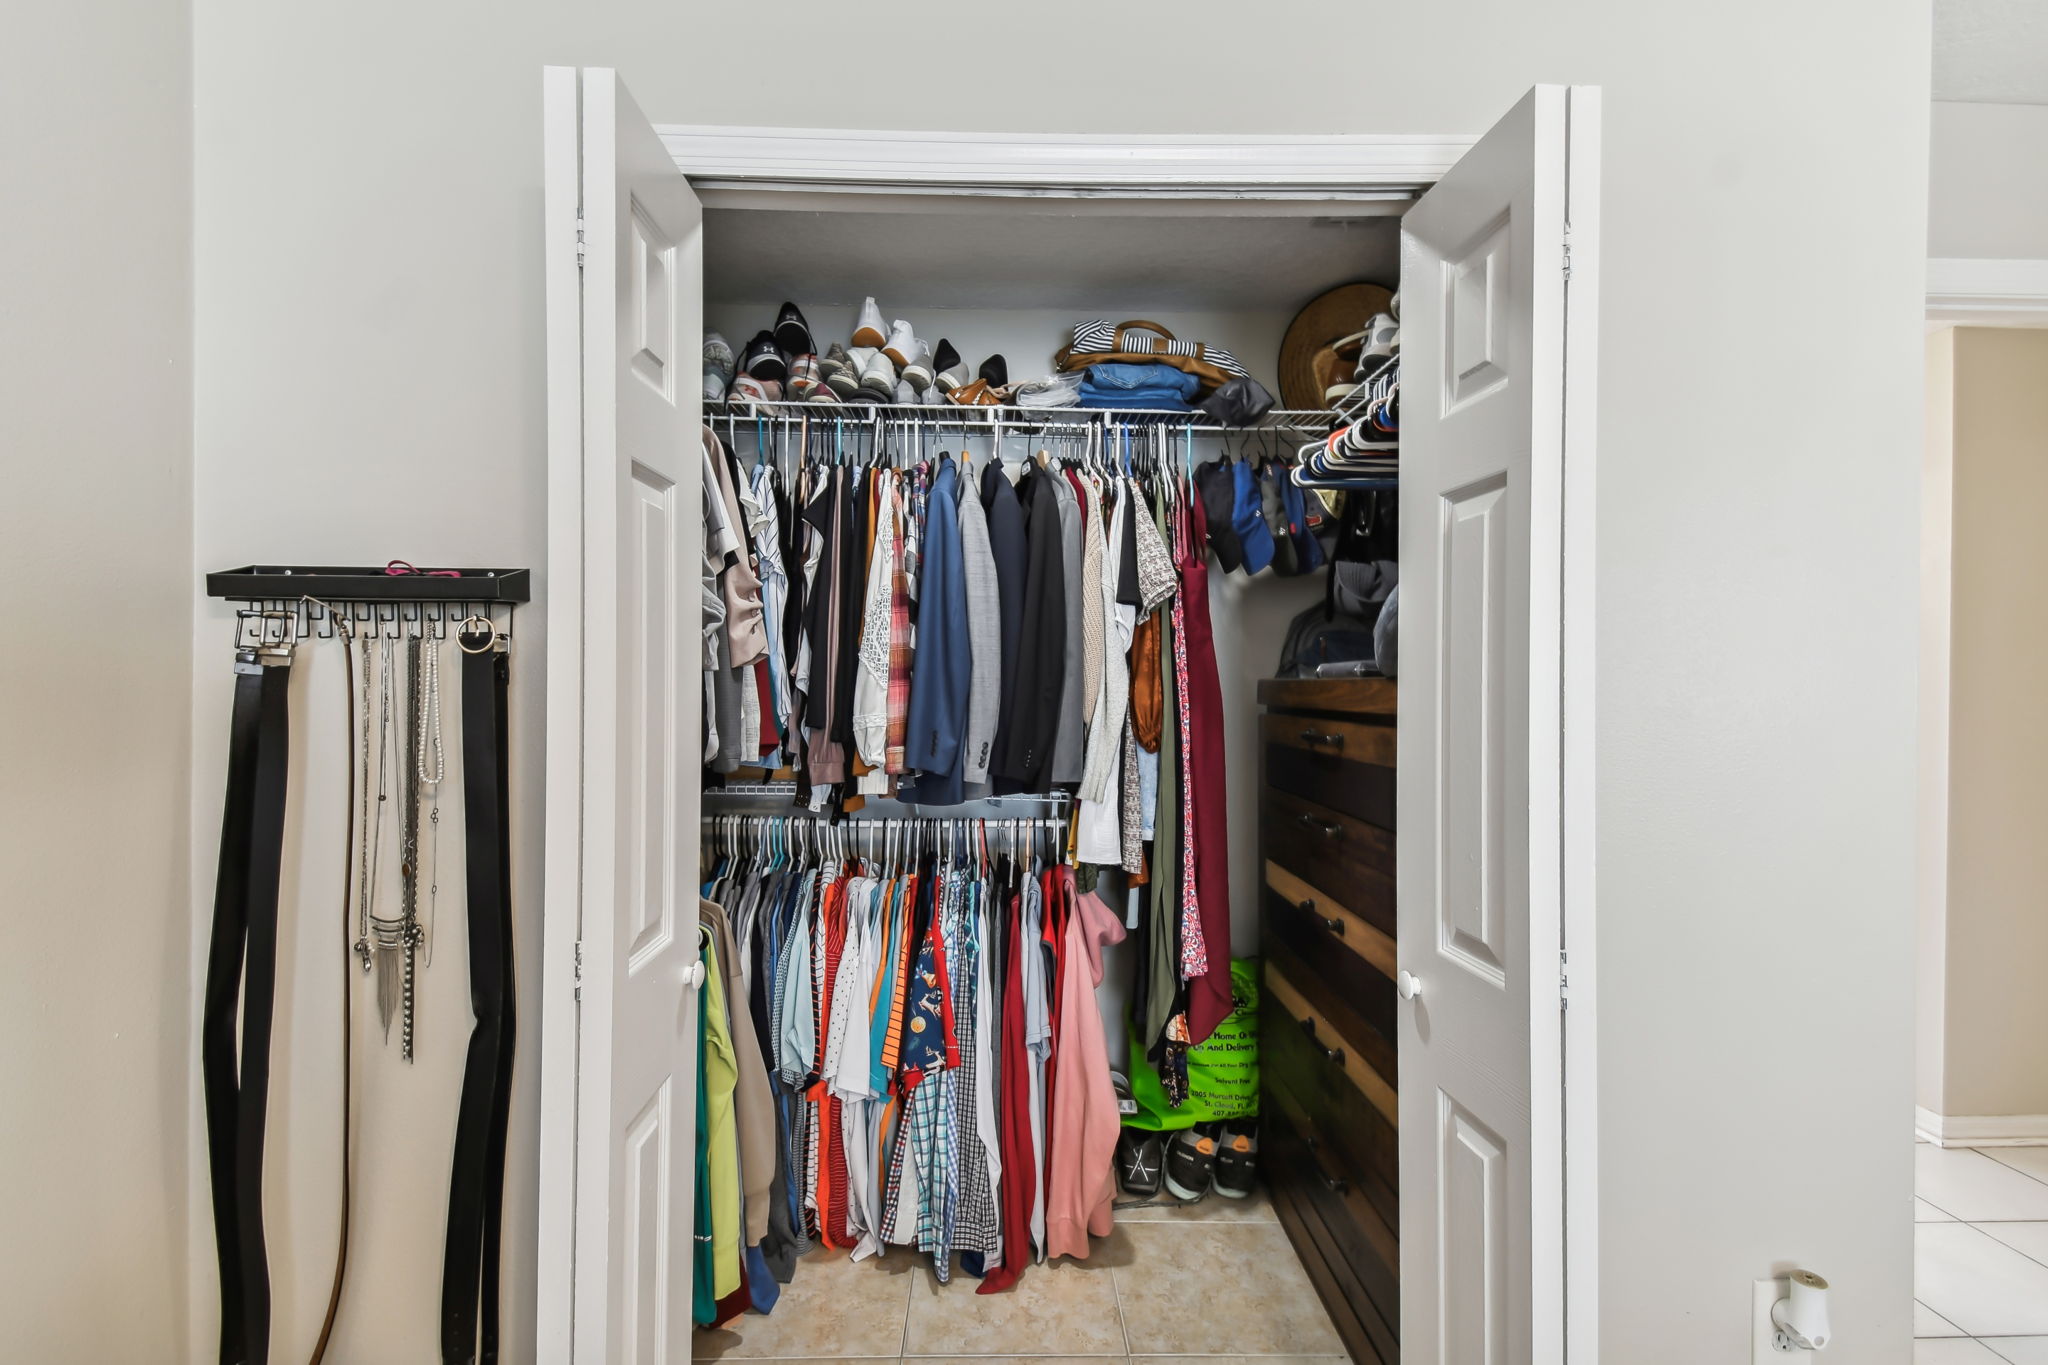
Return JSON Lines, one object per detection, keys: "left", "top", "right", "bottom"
{"left": 1262, "top": 888, "right": 1397, "bottom": 1078}
{"left": 1261, "top": 713, "right": 1395, "bottom": 829}
{"left": 1261, "top": 788, "right": 1395, "bottom": 935}
{"left": 1263, "top": 978, "right": 1399, "bottom": 1233}
{"left": 1264, "top": 1095, "right": 1401, "bottom": 1365}
{"left": 1264, "top": 859, "right": 1396, "bottom": 979}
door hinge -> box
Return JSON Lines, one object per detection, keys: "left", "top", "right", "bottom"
{"left": 573, "top": 938, "right": 584, "bottom": 1004}
{"left": 1559, "top": 949, "right": 1571, "bottom": 1008}
{"left": 575, "top": 212, "right": 586, "bottom": 270}
{"left": 1562, "top": 221, "right": 1573, "bottom": 282}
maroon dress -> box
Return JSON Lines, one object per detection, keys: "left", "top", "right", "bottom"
{"left": 1180, "top": 483, "right": 1234, "bottom": 1043}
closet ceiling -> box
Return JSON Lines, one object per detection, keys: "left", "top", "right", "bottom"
{"left": 703, "top": 206, "right": 1403, "bottom": 312}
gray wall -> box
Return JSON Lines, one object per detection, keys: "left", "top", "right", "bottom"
{"left": 187, "top": 1, "right": 1930, "bottom": 1360}
{"left": 0, "top": 0, "right": 195, "bottom": 1357}
{"left": 1930, "top": 101, "right": 2048, "bottom": 258}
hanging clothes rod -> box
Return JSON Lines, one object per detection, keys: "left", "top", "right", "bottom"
{"left": 704, "top": 398, "right": 1341, "bottom": 434}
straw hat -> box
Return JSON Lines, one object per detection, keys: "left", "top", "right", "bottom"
{"left": 1278, "top": 281, "right": 1395, "bottom": 410}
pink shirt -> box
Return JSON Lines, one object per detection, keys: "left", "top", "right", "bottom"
{"left": 1044, "top": 883, "right": 1129, "bottom": 1260}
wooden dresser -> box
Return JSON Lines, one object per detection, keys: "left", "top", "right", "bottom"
{"left": 1257, "top": 677, "right": 1399, "bottom": 1365}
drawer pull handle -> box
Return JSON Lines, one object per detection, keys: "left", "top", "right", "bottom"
{"left": 1294, "top": 812, "right": 1344, "bottom": 839}
{"left": 1298, "top": 1017, "right": 1345, "bottom": 1067}
{"left": 1296, "top": 899, "right": 1345, "bottom": 935}
{"left": 1300, "top": 728, "right": 1345, "bottom": 751}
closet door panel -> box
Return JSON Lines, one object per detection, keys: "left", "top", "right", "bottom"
{"left": 542, "top": 65, "right": 706, "bottom": 1365}
{"left": 1396, "top": 83, "right": 1592, "bottom": 1365}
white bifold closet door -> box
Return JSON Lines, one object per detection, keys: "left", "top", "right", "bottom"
{"left": 539, "top": 66, "right": 707, "bottom": 1364}
{"left": 1396, "top": 85, "right": 1597, "bottom": 1365}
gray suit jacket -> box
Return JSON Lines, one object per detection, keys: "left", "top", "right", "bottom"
{"left": 1049, "top": 470, "right": 1086, "bottom": 785}
{"left": 956, "top": 461, "right": 1004, "bottom": 791}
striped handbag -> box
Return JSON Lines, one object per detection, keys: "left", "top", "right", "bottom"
{"left": 1054, "top": 319, "right": 1249, "bottom": 392}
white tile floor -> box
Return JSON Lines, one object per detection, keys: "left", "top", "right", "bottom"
{"left": 1916, "top": 1144, "right": 2048, "bottom": 1364}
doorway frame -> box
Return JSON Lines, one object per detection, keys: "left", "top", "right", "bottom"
{"left": 535, "top": 119, "right": 1600, "bottom": 1362}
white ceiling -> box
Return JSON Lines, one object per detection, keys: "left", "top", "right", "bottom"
{"left": 1935, "top": 0, "right": 2048, "bottom": 104}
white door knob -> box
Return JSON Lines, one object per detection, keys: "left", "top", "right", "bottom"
{"left": 1397, "top": 970, "right": 1423, "bottom": 1001}
{"left": 684, "top": 959, "right": 706, "bottom": 990}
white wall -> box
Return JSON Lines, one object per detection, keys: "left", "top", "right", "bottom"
{"left": 190, "top": 2, "right": 1929, "bottom": 1360}
{"left": 1918, "top": 328, "right": 1955, "bottom": 1117}
{"left": 1929, "top": 101, "right": 2048, "bottom": 259}
{"left": 0, "top": 1, "right": 194, "bottom": 1358}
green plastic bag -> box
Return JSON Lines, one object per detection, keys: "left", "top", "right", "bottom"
{"left": 1124, "top": 958, "right": 1260, "bottom": 1131}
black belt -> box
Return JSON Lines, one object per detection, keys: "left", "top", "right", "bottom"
{"left": 441, "top": 629, "right": 516, "bottom": 1364}
{"left": 202, "top": 643, "right": 295, "bottom": 1365}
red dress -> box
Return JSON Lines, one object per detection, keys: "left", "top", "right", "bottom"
{"left": 1180, "top": 487, "right": 1234, "bottom": 1043}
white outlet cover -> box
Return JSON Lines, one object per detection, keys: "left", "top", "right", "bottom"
{"left": 1753, "top": 1278, "right": 1813, "bottom": 1362}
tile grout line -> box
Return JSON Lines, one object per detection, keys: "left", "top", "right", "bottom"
{"left": 1107, "top": 1232, "right": 1136, "bottom": 1363}
{"left": 1975, "top": 1146, "right": 2048, "bottom": 1192}
{"left": 1965, "top": 1216, "right": 2048, "bottom": 1276}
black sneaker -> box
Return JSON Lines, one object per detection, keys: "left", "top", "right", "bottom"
{"left": 1116, "top": 1129, "right": 1164, "bottom": 1198}
{"left": 773, "top": 302, "right": 813, "bottom": 356}
{"left": 1212, "top": 1122, "right": 1258, "bottom": 1199}
{"left": 1162, "top": 1122, "right": 1220, "bottom": 1202}
{"left": 741, "top": 330, "right": 788, "bottom": 382}
{"left": 979, "top": 353, "right": 1008, "bottom": 390}
{"left": 931, "top": 338, "right": 965, "bottom": 391}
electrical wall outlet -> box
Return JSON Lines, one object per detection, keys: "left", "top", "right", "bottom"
{"left": 1753, "top": 1278, "right": 1813, "bottom": 1361}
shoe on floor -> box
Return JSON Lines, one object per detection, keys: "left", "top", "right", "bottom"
{"left": 774, "top": 301, "right": 813, "bottom": 356}
{"left": 979, "top": 353, "right": 1009, "bottom": 389}
{"left": 852, "top": 296, "right": 886, "bottom": 349}
{"left": 1212, "top": 1121, "right": 1258, "bottom": 1199}
{"left": 703, "top": 331, "right": 735, "bottom": 380}
{"left": 741, "top": 330, "right": 788, "bottom": 382}
{"left": 882, "top": 319, "right": 918, "bottom": 368}
{"left": 932, "top": 338, "right": 967, "bottom": 392}
{"left": 1117, "top": 1128, "right": 1164, "bottom": 1198}
{"left": 858, "top": 347, "right": 898, "bottom": 399}
{"left": 1163, "top": 1122, "right": 1220, "bottom": 1202}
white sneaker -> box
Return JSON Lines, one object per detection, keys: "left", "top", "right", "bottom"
{"left": 882, "top": 319, "right": 918, "bottom": 368}
{"left": 830, "top": 347, "right": 873, "bottom": 397}
{"left": 1356, "top": 313, "right": 1399, "bottom": 370}
{"left": 852, "top": 297, "right": 886, "bottom": 349}
{"left": 900, "top": 338, "right": 934, "bottom": 390}
{"left": 894, "top": 378, "right": 919, "bottom": 405}
{"left": 858, "top": 347, "right": 897, "bottom": 398}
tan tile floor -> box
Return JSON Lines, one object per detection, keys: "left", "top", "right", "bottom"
{"left": 694, "top": 1184, "right": 1350, "bottom": 1363}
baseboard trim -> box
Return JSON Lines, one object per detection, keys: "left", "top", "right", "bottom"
{"left": 1917, "top": 1106, "right": 2048, "bottom": 1148}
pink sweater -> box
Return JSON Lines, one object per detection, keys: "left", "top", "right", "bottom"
{"left": 1044, "top": 882, "right": 1129, "bottom": 1260}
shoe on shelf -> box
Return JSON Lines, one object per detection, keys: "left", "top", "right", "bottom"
{"left": 818, "top": 341, "right": 853, "bottom": 385}
{"left": 979, "top": 353, "right": 1009, "bottom": 390}
{"left": 787, "top": 353, "right": 821, "bottom": 399}
{"left": 1162, "top": 1122, "right": 1220, "bottom": 1202}
{"left": 894, "top": 378, "right": 920, "bottom": 405}
{"left": 948, "top": 377, "right": 998, "bottom": 407}
{"left": 703, "top": 367, "right": 728, "bottom": 402}
{"left": 703, "top": 331, "right": 735, "bottom": 381}
{"left": 1389, "top": 289, "right": 1401, "bottom": 320}
{"left": 858, "top": 347, "right": 898, "bottom": 399}
{"left": 730, "top": 374, "right": 783, "bottom": 403}
{"left": 741, "top": 330, "right": 788, "bottom": 382}
{"left": 807, "top": 383, "right": 841, "bottom": 404}
{"left": 882, "top": 319, "right": 918, "bottom": 368}
{"left": 932, "top": 338, "right": 968, "bottom": 392}
{"left": 852, "top": 296, "right": 887, "bottom": 349}
{"left": 1116, "top": 1128, "right": 1164, "bottom": 1198}
{"left": 774, "top": 301, "right": 813, "bottom": 356}
{"left": 899, "top": 338, "right": 934, "bottom": 390}
{"left": 1357, "top": 313, "right": 1399, "bottom": 367}
{"left": 829, "top": 347, "right": 871, "bottom": 397}
{"left": 1212, "top": 1121, "right": 1259, "bottom": 1199}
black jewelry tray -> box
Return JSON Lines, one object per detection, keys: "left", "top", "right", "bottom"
{"left": 206, "top": 564, "right": 532, "bottom": 604}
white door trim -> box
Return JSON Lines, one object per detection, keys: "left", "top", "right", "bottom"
{"left": 1927, "top": 257, "right": 2048, "bottom": 325}
{"left": 653, "top": 123, "right": 1477, "bottom": 192}
{"left": 544, "top": 110, "right": 1598, "bottom": 1361}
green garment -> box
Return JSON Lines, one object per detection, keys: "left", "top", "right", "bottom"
{"left": 701, "top": 928, "right": 742, "bottom": 1299}
{"left": 692, "top": 973, "right": 716, "bottom": 1324}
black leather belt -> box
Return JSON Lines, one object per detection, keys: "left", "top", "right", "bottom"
{"left": 440, "top": 627, "right": 516, "bottom": 1365}
{"left": 202, "top": 642, "right": 295, "bottom": 1365}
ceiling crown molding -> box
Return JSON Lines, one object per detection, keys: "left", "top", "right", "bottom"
{"left": 654, "top": 124, "right": 1476, "bottom": 193}
{"left": 1927, "top": 257, "right": 2048, "bottom": 325}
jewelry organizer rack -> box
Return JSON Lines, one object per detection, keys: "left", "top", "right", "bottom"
{"left": 206, "top": 563, "right": 531, "bottom": 643}
{"left": 704, "top": 398, "right": 1346, "bottom": 438}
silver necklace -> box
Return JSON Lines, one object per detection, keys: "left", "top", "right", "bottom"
{"left": 416, "top": 636, "right": 444, "bottom": 966}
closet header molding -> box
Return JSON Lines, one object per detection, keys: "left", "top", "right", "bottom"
{"left": 656, "top": 125, "right": 1479, "bottom": 195}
